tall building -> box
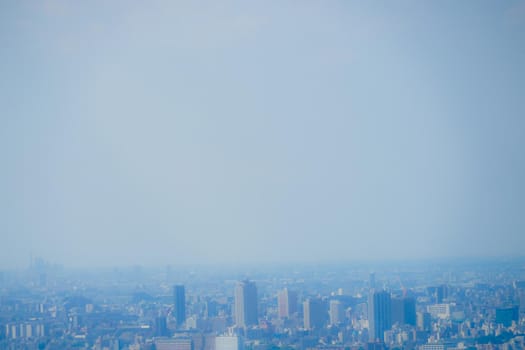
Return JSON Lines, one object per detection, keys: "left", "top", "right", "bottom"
{"left": 495, "top": 306, "right": 519, "bottom": 327}
{"left": 205, "top": 299, "right": 218, "bottom": 318}
{"left": 403, "top": 297, "right": 416, "bottom": 326}
{"left": 277, "top": 288, "right": 298, "bottom": 319}
{"left": 391, "top": 297, "right": 404, "bottom": 325}
{"left": 303, "top": 298, "right": 326, "bottom": 329}
{"left": 329, "top": 300, "right": 345, "bottom": 325}
{"left": 416, "top": 312, "right": 431, "bottom": 331}
{"left": 390, "top": 296, "right": 416, "bottom": 326}
{"left": 368, "top": 290, "right": 391, "bottom": 342}
{"left": 234, "top": 280, "right": 258, "bottom": 327}
{"left": 155, "top": 315, "right": 169, "bottom": 337}
{"left": 174, "top": 285, "right": 186, "bottom": 328}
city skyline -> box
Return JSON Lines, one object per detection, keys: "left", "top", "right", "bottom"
{"left": 2, "top": 259, "right": 524, "bottom": 348}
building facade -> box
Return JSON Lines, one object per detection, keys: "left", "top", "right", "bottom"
{"left": 234, "top": 280, "right": 258, "bottom": 327}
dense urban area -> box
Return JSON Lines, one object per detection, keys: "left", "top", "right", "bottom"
{"left": 1, "top": 258, "right": 524, "bottom": 350}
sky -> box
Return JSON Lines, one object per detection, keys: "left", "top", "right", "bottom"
{"left": 1, "top": 0, "right": 524, "bottom": 269}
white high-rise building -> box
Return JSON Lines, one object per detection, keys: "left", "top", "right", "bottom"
{"left": 277, "top": 288, "right": 298, "bottom": 319}
{"left": 329, "top": 300, "right": 345, "bottom": 325}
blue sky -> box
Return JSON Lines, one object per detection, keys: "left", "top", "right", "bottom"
{"left": 1, "top": 1, "right": 524, "bottom": 268}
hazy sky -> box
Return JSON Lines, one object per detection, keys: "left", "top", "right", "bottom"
{"left": 1, "top": 1, "right": 524, "bottom": 268}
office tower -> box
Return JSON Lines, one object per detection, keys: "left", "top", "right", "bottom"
{"left": 368, "top": 290, "right": 391, "bottom": 342}
{"left": 391, "top": 297, "right": 404, "bottom": 325}
{"left": 278, "top": 288, "right": 298, "bottom": 319}
{"left": 403, "top": 297, "right": 416, "bottom": 326}
{"left": 205, "top": 299, "right": 218, "bottom": 318}
{"left": 329, "top": 300, "right": 345, "bottom": 325}
{"left": 155, "top": 315, "right": 169, "bottom": 337}
{"left": 416, "top": 312, "right": 431, "bottom": 331}
{"left": 390, "top": 296, "right": 416, "bottom": 326}
{"left": 303, "top": 298, "right": 327, "bottom": 329}
{"left": 495, "top": 306, "right": 519, "bottom": 327}
{"left": 234, "top": 280, "right": 258, "bottom": 327}
{"left": 174, "top": 285, "right": 186, "bottom": 328}
{"left": 215, "top": 336, "right": 243, "bottom": 350}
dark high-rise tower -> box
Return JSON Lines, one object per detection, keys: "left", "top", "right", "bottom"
{"left": 403, "top": 296, "right": 416, "bottom": 326}
{"left": 174, "top": 285, "right": 186, "bottom": 328}
{"left": 368, "top": 290, "right": 391, "bottom": 342}
{"left": 155, "top": 315, "right": 168, "bottom": 336}
{"left": 234, "top": 280, "right": 258, "bottom": 327}
{"left": 391, "top": 296, "right": 416, "bottom": 326}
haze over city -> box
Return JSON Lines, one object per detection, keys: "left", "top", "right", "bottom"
{"left": 1, "top": 1, "right": 525, "bottom": 268}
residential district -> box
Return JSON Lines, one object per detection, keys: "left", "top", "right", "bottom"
{"left": 1, "top": 258, "right": 525, "bottom": 350}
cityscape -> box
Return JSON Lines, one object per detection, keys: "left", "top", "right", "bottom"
{"left": 2, "top": 1, "right": 525, "bottom": 350}
{"left": 1, "top": 258, "right": 525, "bottom": 349}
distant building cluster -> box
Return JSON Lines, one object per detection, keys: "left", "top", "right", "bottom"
{"left": 1, "top": 260, "right": 525, "bottom": 349}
